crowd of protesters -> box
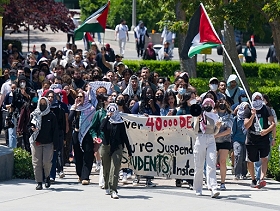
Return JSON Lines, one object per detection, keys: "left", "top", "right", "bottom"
{"left": 0, "top": 41, "right": 276, "bottom": 199}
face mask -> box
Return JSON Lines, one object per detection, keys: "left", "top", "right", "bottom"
{"left": 209, "top": 84, "right": 218, "bottom": 91}
{"left": 204, "top": 106, "right": 212, "bottom": 112}
{"left": 189, "top": 99, "right": 197, "bottom": 105}
{"left": 241, "top": 97, "right": 248, "bottom": 102}
{"left": 252, "top": 100, "right": 264, "bottom": 110}
{"left": 219, "top": 103, "right": 226, "bottom": 110}
{"left": 155, "top": 95, "right": 163, "bottom": 102}
{"left": 39, "top": 104, "right": 47, "bottom": 112}
{"left": 53, "top": 72, "right": 57, "bottom": 77}
{"left": 146, "top": 95, "right": 152, "bottom": 101}
{"left": 10, "top": 75, "right": 17, "bottom": 81}
{"left": 39, "top": 76, "right": 45, "bottom": 82}
{"left": 20, "top": 82, "right": 26, "bottom": 89}
{"left": 178, "top": 88, "right": 186, "bottom": 95}
{"left": 112, "top": 96, "right": 116, "bottom": 102}
{"left": 158, "top": 83, "right": 164, "bottom": 89}
{"left": 57, "top": 54, "right": 62, "bottom": 59}
{"left": 32, "top": 97, "right": 38, "bottom": 103}
{"left": 116, "top": 99, "right": 125, "bottom": 106}
{"left": 68, "top": 54, "right": 73, "bottom": 60}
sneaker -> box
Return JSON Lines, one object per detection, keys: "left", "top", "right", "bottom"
{"left": 36, "top": 182, "right": 43, "bottom": 190}
{"left": 146, "top": 180, "right": 156, "bottom": 187}
{"left": 195, "top": 190, "right": 202, "bottom": 196}
{"left": 242, "top": 175, "right": 247, "bottom": 180}
{"left": 211, "top": 190, "right": 220, "bottom": 198}
{"left": 250, "top": 179, "right": 257, "bottom": 188}
{"left": 82, "top": 180, "right": 90, "bottom": 185}
{"left": 50, "top": 178, "right": 55, "bottom": 183}
{"left": 45, "top": 176, "right": 51, "bottom": 188}
{"left": 105, "top": 189, "right": 110, "bottom": 195}
{"left": 95, "top": 164, "right": 101, "bottom": 172}
{"left": 175, "top": 179, "right": 182, "bottom": 187}
{"left": 256, "top": 180, "right": 266, "bottom": 189}
{"left": 189, "top": 184, "right": 194, "bottom": 190}
{"left": 58, "top": 172, "right": 65, "bottom": 178}
{"left": 220, "top": 183, "right": 226, "bottom": 191}
{"left": 127, "top": 173, "right": 132, "bottom": 179}
{"left": 132, "top": 177, "right": 140, "bottom": 186}
{"left": 111, "top": 191, "right": 119, "bottom": 199}
{"left": 122, "top": 173, "right": 128, "bottom": 184}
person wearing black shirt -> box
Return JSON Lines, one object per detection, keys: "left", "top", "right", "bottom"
{"left": 244, "top": 92, "right": 275, "bottom": 189}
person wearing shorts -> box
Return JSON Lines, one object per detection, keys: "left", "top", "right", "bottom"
{"left": 214, "top": 99, "right": 233, "bottom": 191}
{"left": 244, "top": 92, "right": 275, "bottom": 188}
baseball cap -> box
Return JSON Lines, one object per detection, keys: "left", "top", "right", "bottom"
{"left": 209, "top": 77, "right": 219, "bottom": 84}
{"left": 115, "top": 54, "right": 123, "bottom": 58}
{"left": 10, "top": 69, "right": 17, "bottom": 74}
{"left": 117, "top": 62, "right": 124, "bottom": 66}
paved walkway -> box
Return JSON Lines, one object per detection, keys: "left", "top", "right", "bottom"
{"left": 1, "top": 137, "right": 280, "bottom": 211}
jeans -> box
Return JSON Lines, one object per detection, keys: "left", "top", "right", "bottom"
{"left": 233, "top": 141, "right": 247, "bottom": 177}
{"left": 8, "top": 116, "right": 17, "bottom": 149}
{"left": 50, "top": 130, "right": 64, "bottom": 179}
{"left": 193, "top": 134, "right": 218, "bottom": 192}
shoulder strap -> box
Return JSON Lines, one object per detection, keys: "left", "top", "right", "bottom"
{"left": 231, "top": 88, "right": 238, "bottom": 100}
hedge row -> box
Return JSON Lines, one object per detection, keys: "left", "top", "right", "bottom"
{"left": 123, "top": 60, "right": 280, "bottom": 79}
{"left": 268, "top": 124, "right": 280, "bottom": 181}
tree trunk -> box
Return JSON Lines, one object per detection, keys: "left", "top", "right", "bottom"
{"left": 175, "top": 1, "right": 197, "bottom": 77}
{"left": 223, "top": 20, "right": 251, "bottom": 96}
{"left": 269, "top": 19, "right": 280, "bottom": 63}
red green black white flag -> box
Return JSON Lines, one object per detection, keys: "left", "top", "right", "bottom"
{"left": 181, "top": 3, "right": 222, "bottom": 59}
{"left": 75, "top": 1, "right": 110, "bottom": 41}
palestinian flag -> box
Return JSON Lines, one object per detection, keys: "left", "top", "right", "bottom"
{"left": 75, "top": 1, "right": 110, "bottom": 41}
{"left": 181, "top": 3, "right": 222, "bottom": 59}
{"left": 83, "top": 32, "right": 94, "bottom": 51}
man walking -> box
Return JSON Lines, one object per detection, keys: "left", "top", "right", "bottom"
{"left": 115, "top": 19, "right": 129, "bottom": 57}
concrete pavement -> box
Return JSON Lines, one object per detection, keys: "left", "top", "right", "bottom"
{"left": 0, "top": 143, "right": 280, "bottom": 211}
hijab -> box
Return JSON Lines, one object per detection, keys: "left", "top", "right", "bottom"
{"left": 29, "top": 97, "right": 51, "bottom": 144}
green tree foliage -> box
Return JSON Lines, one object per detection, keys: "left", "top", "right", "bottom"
{"left": 79, "top": 0, "right": 107, "bottom": 22}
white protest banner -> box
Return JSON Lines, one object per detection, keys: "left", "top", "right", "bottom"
{"left": 121, "top": 114, "right": 196, "bottom": 179}
{"left": 89, "top": 81, "right": 112, "bottom": 95}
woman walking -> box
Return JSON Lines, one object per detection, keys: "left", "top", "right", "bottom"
{"left": 193, "top": 98, "right": 221, "bottom": 198}
{"left": 100, "top": 103, "right": 132, "bottom": 199}
{"left": 68, "top": 90, "right": 96, "bottom": 185}
{"left": 29, "top": 97, "right": 59, "bottom": 190}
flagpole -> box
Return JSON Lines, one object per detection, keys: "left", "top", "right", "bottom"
{"left": 221, "top": 45, "right": 262, "bottom": 130}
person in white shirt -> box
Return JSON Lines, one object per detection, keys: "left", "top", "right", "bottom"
{"left": 115, "top": 19, "right": 129, "bottom": 57}
{"left": 161, "top": 26, "right": 176, "bottom": 50}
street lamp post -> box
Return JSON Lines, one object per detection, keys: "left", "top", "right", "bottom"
{"left": 131, "top": 0, "right": 136, "bottom": 31}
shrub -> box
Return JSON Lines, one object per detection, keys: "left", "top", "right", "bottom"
{"left": 268, "top": 124, "right": 280, "bottom": 181}
{"left": 258, "top": 64, "right": 280, "bottom": 79}
{"left": 13, "top": 148, "right": 34, "bottom": 179}
{"left": 123, "top": 60, "right": 280, "bottom": 79}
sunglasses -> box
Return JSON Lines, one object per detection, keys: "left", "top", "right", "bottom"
{"left": 47, "top": 96, "right": 54, "bottom": 98}
{"left": 77, "top": 96, "right": 83, "bottom": 98}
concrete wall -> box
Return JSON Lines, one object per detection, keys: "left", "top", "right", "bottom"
{"left": 0, "top": 146, "right": 14, "bottom": 181}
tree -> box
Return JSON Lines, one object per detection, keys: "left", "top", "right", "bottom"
{"left": 3, "top": 0, "right": 74, "bottom": 37}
